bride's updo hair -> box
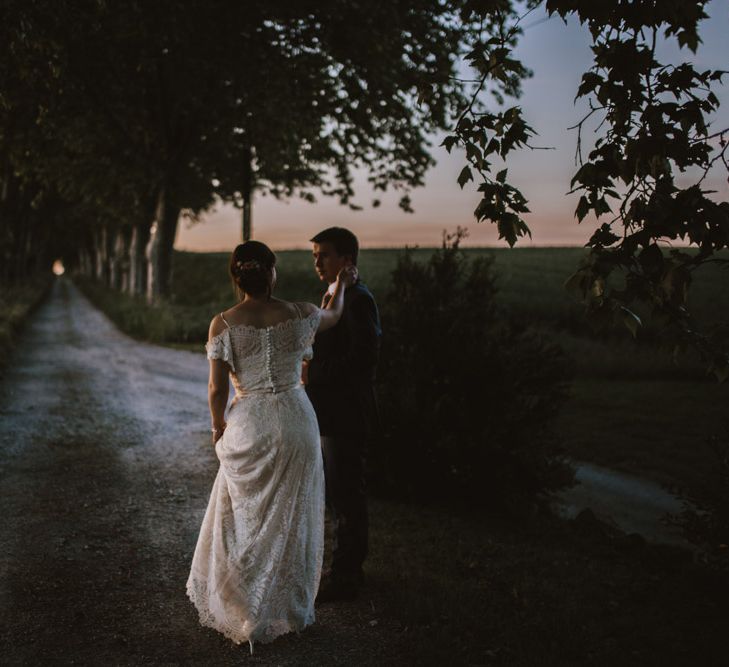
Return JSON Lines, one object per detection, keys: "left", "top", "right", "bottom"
{"left": 230, "top": 240, "right": 276, "bottom": 297}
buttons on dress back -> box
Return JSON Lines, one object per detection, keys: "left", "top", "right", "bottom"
{"left": 264, "top": 328, "right": 276, "bottom": 392}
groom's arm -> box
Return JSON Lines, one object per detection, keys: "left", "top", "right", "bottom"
{"left": 308, "top": 291, "right": 380, "bottom": 385}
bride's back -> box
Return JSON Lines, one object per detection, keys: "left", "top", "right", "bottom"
{"left": 207, "top": 301, "right": 320, "bottom": 397}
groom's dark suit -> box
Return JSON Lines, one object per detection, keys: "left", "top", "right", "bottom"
{"left": 306, "top": 280, "right": 381, "bottom": 583}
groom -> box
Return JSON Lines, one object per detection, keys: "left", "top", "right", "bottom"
{"left": 306, "top": 227, "right": 381, "bottom": 602}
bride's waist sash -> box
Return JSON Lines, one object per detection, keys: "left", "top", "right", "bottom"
{"left": 233, "top": 382, "right": 303, "bottom": 399}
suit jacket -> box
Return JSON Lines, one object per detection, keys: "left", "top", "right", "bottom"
{"left": 306, "top": 281, "right": 381, "bottom": 439}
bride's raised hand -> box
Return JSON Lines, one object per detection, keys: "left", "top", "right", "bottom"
{"left": 336, "top": 264, "right": 358, "bottom": 288}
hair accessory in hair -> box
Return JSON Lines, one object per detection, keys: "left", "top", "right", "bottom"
{"left": 236, "top": 259, "right": 261, "bottom": 271}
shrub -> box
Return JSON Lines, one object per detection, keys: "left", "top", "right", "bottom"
{"left": 373, "top": 229, "right": 573, "bottom": 516}
{"left": 673, "top": 430, "right": 729, "bottom": 570}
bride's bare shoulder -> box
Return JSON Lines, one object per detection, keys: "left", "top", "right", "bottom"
{"left": 208, "top": 312, "right": 229, "bottom": 339}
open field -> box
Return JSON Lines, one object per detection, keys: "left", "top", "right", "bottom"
{"left": 76, "top": 247, "right": 729, "bottom": 494}
{"left": 171, "top": 246, "right": 729, "bottom": 328}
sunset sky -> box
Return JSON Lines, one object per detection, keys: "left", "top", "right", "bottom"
{"left": 177, "top": 2, "right": 729, "bottom": 252}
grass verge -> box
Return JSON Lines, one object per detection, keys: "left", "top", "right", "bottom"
{"left": 0, "top": 278, "right": 52, "bottom": 372}
{"left": 366, "top": 497, "right": 728, "bottom": 665}
{"left": 75, "top": 276, "right": 212, "bottom": 344}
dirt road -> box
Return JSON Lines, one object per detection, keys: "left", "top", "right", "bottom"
{"left": 0, "top": 279, "right": 392, "bottom": 665}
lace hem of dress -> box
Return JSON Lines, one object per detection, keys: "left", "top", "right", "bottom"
{"left": 185, "top": 578, "right": 313, "bottom": 653}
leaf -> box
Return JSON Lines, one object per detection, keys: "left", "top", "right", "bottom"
{"left": 457, "top": 166, "right": 473, "bottom": 189}
{"left": 497, "top": 216, "right": 518, "bottom": 247}
{"left": 564, "top": 271, "right": 587, "bottom": 298}
{"left": 711, "top": 359, "right": 729, "bottom": 383}
{"left": 590, "top": 278, "right": 605, "bottom": 299}
{"left": 496, "top": 168, "right": 508, "bottom": 184}
{"left": 575, "top": 196, "right": 590, "bottom": 222}
{"left": 398, "top": 194, "right": 413, "bottom": 213}
{"left": 620, "top": 307, "right": 642, "bottom": 338}
{"left": 465, "top": 142, "right": 482, "bottom": 165}
{"left": 576, "top": 71, "right": 603, "bottom": 100}
{"left": 440, "top": 135, "right": 458, "bottom": 153}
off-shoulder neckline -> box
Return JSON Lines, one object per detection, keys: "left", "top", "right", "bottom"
{"left": 211, "top": 307, "right": 320, "bottom": 339}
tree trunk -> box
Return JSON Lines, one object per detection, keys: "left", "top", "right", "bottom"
{"left": 242, "top": 193, "right": 252, "bottom": 241}
{"left": 109, "top": 227, "right": 130, "bottom": 291}
{"left": 117, "top": 226, "right": 132, "bottom": 293}
{"left": 108, "top": 228, "right": 119, "bottom": 289}
{"left": 94, "top": 225, "right": 108, "bottom": 284}
{"left": 129, "top": 222, "right": 150, "bottom": 296}
{"left": 242, "top": 145, "right": 254, "bottom": 241}
{"left": 78, "top": 249, "right": 90, "bottom": 277}
{"left": 146, "top": 187, "right": 180, "bottom": 304}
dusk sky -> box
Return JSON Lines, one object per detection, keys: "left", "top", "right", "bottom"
{"left": 177, "top": 1, "right": 729, "bottom": 252}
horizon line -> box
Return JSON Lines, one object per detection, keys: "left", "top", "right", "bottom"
{"left": 175, "top": 242, "right": 590, "bottom": 253}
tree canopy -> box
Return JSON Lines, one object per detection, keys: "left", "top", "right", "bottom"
{"left": 445, "top": 0, "right": 728, "bottom": 377}
{"left": 1, "top": 0, "right": 727, "bottom": 373}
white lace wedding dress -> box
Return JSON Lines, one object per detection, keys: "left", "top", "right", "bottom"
{"left": 186, "top": 307, "right": 325, "bottom": 651}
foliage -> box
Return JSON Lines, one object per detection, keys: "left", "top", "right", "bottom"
{"left": 1, "top": 0, "right": 475, "bottom": 293}
{"left": 440, "top": 1, "right": 541, "bottom": 246}
{"left": 450, "top": 0, "right": 729, "bottom": 377}
{"left": 554, "top": 0, "right": 729, "bottom": 379}
{"left": 208, "top": 2, "right": 470, "bottom": 217}
{"left": 374, "top": 230, "right": 573, "bottom": 513}
{"left": 672, "top": 429, "right": 729, "bottom": 570}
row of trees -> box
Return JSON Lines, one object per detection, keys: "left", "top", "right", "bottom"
{"left": 2, "top": 0, "right": 474, "bottom": 300}
{"left": 2, "top": 1, "right": 727, "bottom": 373}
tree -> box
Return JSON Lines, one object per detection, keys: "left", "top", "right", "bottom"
{"left": 3, "top": 1, "right": 473, "bottom": 298}
{"left": 205, "top": 1, "right": 471, "bottom": 241}
{"left": 447, "top": 0, "right": 729, "bottom": 378}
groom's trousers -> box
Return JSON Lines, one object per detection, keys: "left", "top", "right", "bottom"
{"left": 321, "top": 435, "right": 368, "bottom": 582}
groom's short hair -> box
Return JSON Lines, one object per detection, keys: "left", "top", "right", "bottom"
{"left": 310, "top": 227, "right": 359, "bottom": 265}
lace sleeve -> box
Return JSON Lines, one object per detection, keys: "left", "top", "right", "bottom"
{"left": 205, "top": 329, "right": 235, "bottom": 372}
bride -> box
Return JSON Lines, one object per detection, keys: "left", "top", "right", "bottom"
{"left": 186, "top": 240, "right": 356, "bottom": 652}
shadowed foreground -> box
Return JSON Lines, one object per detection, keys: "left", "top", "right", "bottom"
{"left": 1, "top": 279, "right": 727, "bottom": 666}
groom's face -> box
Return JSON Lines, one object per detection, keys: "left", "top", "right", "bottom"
{"left": 312, "top": 242, "right": 349, "bottom": 284}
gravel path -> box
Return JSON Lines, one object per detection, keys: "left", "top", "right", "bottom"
{"left": 0, "top": 279, "right": 396, "bottom": 665}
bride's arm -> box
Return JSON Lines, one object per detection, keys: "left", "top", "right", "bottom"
{"left": 318, "top": 265, "right": 357, "bottom": 332}
{"left": 207, "top": 316, "right": 230, "bottom": 444}
{"left": 208, "top": 360, "right": 228, "bottom": 444}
